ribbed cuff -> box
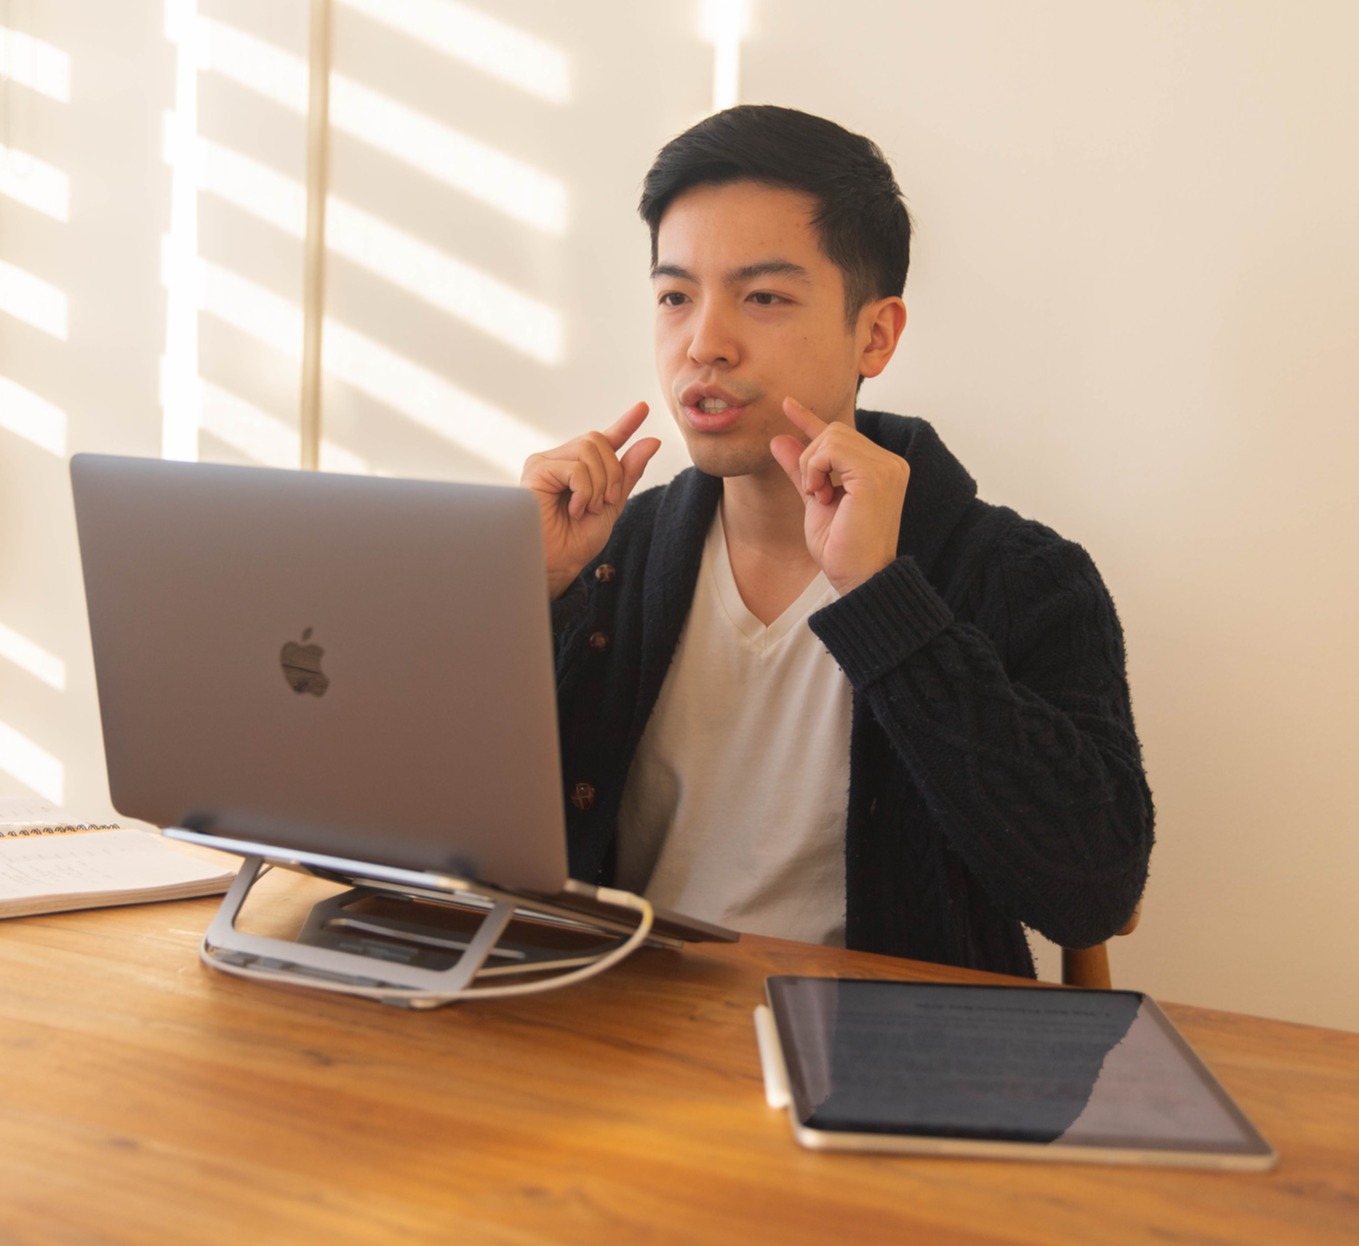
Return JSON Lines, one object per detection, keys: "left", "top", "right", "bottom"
{"left": 809, "top": 557, "right": 953, "bottom": 688}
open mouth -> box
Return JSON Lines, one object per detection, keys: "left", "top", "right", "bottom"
{"left": 682, "top": 398, "right": 746, "bottom": 433}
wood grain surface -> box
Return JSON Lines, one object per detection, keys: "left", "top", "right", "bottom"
{"left": 2, "top": 869, "right": 1355, "bottom": 1246}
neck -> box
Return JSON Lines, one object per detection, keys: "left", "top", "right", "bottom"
{"left": 719, "top": 468, "right": 809, "bottom": 562}
{"left": 717, "top": 470, "right": 821, "bottom": 627}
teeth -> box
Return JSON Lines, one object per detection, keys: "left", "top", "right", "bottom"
{"left": 697, "top": 398, "right": 731, "bottom": 413}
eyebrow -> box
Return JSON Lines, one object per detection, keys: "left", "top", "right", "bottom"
{"left": 650, "top": 259, "right": 814, "bottom": 286}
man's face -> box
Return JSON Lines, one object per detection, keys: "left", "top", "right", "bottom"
{"left": 652, "top": 180, "right": 871, "bottom": 482}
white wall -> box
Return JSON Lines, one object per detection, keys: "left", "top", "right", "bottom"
{"left": 2, "top": 1, "right": 174, "bottom": 823}
{"left": 2, "top": 2, "right": 1354, "bottom": 1030}
{"left": 744, "top": 1, "right": 1359, "bottom": 1028}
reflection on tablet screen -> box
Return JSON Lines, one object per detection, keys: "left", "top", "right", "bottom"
{"left": 766, "top": 978, "right": 1274, "bottom": 1164}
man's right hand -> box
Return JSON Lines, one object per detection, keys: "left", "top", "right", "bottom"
{"left": 521, "top": 401, "right": 661, "bottom": 598}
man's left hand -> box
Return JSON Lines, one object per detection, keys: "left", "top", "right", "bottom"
{"left": 770, "top": 397, "right": 910, "bottom": 596}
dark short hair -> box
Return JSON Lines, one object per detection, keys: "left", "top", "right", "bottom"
{"left": 639, "top": 105, "right": 911, "bottom": 320}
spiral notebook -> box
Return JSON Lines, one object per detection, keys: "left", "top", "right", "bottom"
{"left": 0, "top": 798, "right": 236, "bottom": 919}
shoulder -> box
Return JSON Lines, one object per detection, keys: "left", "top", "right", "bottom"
{"left": 956, "top": 505, "right": 1126, "bottom": 674}
{"left": 854, "top": 406, "right": 1105, "bottom": 598}
{"left": 857, "top": 408, "right": 1124, "bottom": 659}
{"left": 965, "top": 505, "right": 1106, "bottom": 600}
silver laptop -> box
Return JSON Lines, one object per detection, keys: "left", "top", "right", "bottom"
{"left": 70, "top": 454, "right": 735, "bottom": 946}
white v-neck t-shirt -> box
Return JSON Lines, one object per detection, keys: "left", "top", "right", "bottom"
{"left": 615, "top": 511, "right": 852, "bottom": 945}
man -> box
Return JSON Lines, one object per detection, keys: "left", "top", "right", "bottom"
{"left": 521, "top": 106, "right": 1152, "bottom": 977}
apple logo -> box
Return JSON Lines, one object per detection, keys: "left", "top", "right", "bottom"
{"left": 280, "top": 627, "right": 330, "bottom": 696}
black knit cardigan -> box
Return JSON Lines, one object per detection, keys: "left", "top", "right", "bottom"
{"left": 552, "top": 411, "right": 1153, "bottom": 977}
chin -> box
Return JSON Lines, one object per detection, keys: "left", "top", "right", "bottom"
{"left": 683, "top": 438, "right": 773, "bottom": 479}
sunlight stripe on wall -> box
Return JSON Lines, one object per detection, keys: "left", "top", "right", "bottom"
{"left": 199, "top": 378, "right": 371, "bottom": 475}
{"left": 160, "top": 0, "right": 202, "bottom": 461}
{"left": 0, "top": 720, "right": 64, "bottom": 804}
{"left": 700, "top": 0, "right": 750, "bottom": 113}
{"left": 0, "top": 622, "right": 66, "bottom": 692}
{"left": 330, "top": 75, "right": 567, "bottom": 234}
{"left": 0, "top": 26, "right": 71, "bottom": 103}
{"left": 186, "top": 135, "right": 562, "bottom": 362}
{"left": 193, "top": 258, "right": 544, "bottom": 477}
{"left": 187, "top": 16, "right": 566, "bottom": 234}
{"left": 0, "top": 259, "right": 68, "bottom": 339}
{"left": 336, "top": 0, "right": 570, "bottom": 104}
{"left": 0, "top": 375, "right": 66, "bottom": 455}
{"left": 0, "top": 145, "right": 70, "bottom": 221}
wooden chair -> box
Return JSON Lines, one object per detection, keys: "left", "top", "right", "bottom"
{"left": 1061, "top": 906, "right": 1142, "bottom": 989}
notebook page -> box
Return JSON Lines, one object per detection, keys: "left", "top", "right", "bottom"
{"left": 0, "top": 828, "right": 237, "bottom": 917}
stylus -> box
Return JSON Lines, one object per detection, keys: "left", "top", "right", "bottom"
{"left": 753, "top": 1005, "right": 792, "bottom": 1109}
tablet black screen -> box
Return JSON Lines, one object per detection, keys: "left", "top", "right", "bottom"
{"left": 766, "top": 977, "right": 1273, "bottom": 1159}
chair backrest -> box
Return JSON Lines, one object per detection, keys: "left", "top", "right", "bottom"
{"left": 1061, "top": 906, "right": 1142, "bottom": 989}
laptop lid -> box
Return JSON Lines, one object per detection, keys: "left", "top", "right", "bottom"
{"left": 70, "top": 454, "right": 568, "bottom": 896}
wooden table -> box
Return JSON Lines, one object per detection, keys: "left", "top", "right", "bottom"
{"left": 2, "top": 870, "right": 1356, "bottom": 1245}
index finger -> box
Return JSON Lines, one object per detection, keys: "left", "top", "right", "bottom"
{"left": 781, "top": 396, "right": 827, "bottom": 441}
{"left": 600, "top": 401, "right": 651, "bottom": 451}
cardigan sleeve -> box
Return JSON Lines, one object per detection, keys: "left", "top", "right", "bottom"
{"left": 809, "top": 525, "right": 1153, "bottom": 951}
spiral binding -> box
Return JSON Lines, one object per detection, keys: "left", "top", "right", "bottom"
{"left": 2, "top": 822, "right": 121, "bottom": 837}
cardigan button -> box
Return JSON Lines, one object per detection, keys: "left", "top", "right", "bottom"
{"left": 594, "top": 564, "right": 617, "bottom": 583}
{"left": 569, "top": 782, "right": 597, "bottom": 811}
{"left": 588, "top": 630, "right": 611, "bottom": 653}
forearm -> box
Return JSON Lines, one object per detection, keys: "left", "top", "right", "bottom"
{"left": 811, "top": 554, "right": 1153, "bottom": 949}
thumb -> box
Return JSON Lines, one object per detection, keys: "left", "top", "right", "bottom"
{"left": 618, "top": 436, "right": 662, "bottom": 501}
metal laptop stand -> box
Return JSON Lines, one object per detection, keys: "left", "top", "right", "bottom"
{"left": 196, "top": 853, "right": 656, "bottom": 1009}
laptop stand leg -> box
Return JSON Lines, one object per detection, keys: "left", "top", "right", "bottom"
{"left": 196, "top": 858, "right": 650, "bottom": 1007}
{"left": 200, "top": 857, "right": 518, "bottom": 1003}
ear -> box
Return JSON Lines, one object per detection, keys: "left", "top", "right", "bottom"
{"left": 856, "top": 297, "right": 907, "bottom": 381}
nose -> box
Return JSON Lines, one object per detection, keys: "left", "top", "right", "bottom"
{"left": 687, "top": 299, "right": 739, "bottom": 368}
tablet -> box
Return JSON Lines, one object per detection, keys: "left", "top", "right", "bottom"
{"left": 757, "top": 977, "right": 1276, "bottom": 1169}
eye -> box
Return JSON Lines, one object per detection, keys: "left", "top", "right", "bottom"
{"left": 657, "top": 291, "right": 689, "bottom": 308}
{"left": 748, "top": 291, "right": 787, "bottom": 306}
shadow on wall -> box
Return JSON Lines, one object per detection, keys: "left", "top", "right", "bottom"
{"left": 0, "top": 0, "right": 711, "bottom": 811}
